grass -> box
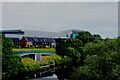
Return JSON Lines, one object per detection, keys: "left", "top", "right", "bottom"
{"left": 21, "top": 58, "right": 47, "bottom": 71}
{"left": 21, "top": 55, "right": 61, "bottom": 71}
{"left": 42, "top": 54, "right": 61, "bottom": 64}
{"left": 13, "top": 48, "right": 55, "bottom": 53}
{"left": 21, "top": 58, "right": 43, "bottom": 66}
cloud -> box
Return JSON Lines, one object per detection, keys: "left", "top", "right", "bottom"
{"left": 1, "top": 0, "right": 119, "bottom": 2}
{"left": 2, "top": 2, "right": 118, "bottom": 38}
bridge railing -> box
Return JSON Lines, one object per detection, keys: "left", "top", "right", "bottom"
{"left": 14, "top": 51, "right": 56, "bottom": 55}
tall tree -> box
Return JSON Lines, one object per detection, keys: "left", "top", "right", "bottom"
{"left": 76, "top": 31, "right": 94, "bottom": 45}
{"left": 2, "top": 38, "right": 13, "bottom": 55}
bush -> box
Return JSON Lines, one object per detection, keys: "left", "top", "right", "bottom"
{"left": 49, "top": 60, "right": 54, "bottom": 64}
{"left": 2, "top": 54, "right": 25, "bottom": 79}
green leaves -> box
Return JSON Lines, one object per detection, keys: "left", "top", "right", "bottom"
{"left": 2, "top": 55, "right": 25, "bottom": 79}
{"left": 77, "top": 31, "right": 95, "bottom": 45}
{"left": 2, "top": 38, "right": 13, "bottom": 55}
{"left": 70, "top": 37, "right": 120, "bottom": 80}
{"left": 56, "top": 31, "right": 120, "bottom": 80}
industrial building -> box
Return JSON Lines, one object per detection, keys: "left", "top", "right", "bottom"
{"left": 1, "top": 29, "right": 84, "bottom": 48}
{"left": 9, "top": 38, "right": 20, "bottom": 48}
{"left": 20, "top": 37, "right": 56, "bottom": 48}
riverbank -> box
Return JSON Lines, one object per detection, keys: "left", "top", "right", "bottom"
{"left": 2, "top": 63, "right": 56, "bottom": 80}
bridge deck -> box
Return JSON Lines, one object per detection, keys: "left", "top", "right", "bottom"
{"left": 14, "top": 51, "right": 56, "bottom": 56}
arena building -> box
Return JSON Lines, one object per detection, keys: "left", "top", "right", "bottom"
{"left": 1, "top": 29, "right": 84, "bottom": 48}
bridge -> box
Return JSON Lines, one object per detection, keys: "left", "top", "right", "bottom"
{"left": 15, "top": 51, "right": 56, "bottom": 61}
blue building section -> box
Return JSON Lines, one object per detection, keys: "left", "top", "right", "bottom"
{"left": 2, "top": 34, "right": 5, "bottom": 38}
{"left": 10, "top": 38, "right": 20, "bottom": 42}
{"left": 0, "top": 29, "right": 24, "bottom": 38}
{"left": 71, "top": 33, "right": 79, "bottom": 39}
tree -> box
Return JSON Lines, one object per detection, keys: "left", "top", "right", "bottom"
{"left": 70, "top": 38, "right": 120, "bottom": 80}
{"left": 2, "top": 54, "right": 25, "bottom": 79}
{"left": 93, "top": 34, "right": 102, "bottom": 39}
{"left": 66, "top": 47, "right": 81, "bottom": 66}
{"left": 56, "top": 40, "right": 68, "bottom": 57}
{"left": 56, "top": 39, "right": 83, "bottom": 56}
{"left": 2, "top": 38, "right": 13, "bottom": 55}
{"left": 76, "top": 31, "right": 94, "bottom": 45}
{"left": 2, "top": 38, "right": 25, "bottom": 79}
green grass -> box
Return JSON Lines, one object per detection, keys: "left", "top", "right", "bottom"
{"left": 21, "top": 58, "right": 43, "bottom": 66}
{"left": 13, "top": 48, "right": 55, "bottom": 53}
{"left": 42, "top": 54, "right": 61, "bottom": 64}
{"left": 21, "top": 58, "right": 47, "bottom": 71}
{"left": 21, "top": 55, "right": 60, "bottom": 71}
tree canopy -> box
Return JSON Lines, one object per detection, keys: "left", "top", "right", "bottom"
{"left": 56, "top": 31, "right": 120, "bottom": 80}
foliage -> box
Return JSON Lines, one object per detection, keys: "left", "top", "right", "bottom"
{"left": 55, "top": 57, "right": 72, "bottom": 68}
{"left": 76, "top": 31, "right": 94, "bottom": 44}
{"left": 56, "top": 40, "right": 68, "bottom": 56}
{"left": 56, "top": 38, "right": 84, "bottom": 66}
{"left": 70, "top": 37, "right": 120, "bottom": 80}
{"left": 66, "top": 39, "right": 83, "bottom": 50}
{"left": 2, "top": 38, "right": 13, "bottom": 55}
{"left": 66, "top": 47, "right": 81, "bottom": 66}
{"left": 93, "top": 34, "right": 101, "bottom": 39}
{"left": 2, "top": 54, "right": 25, "bottom": 79}
{"left": 2, "top": 38, "right": 26, "bottom": 79}
{"left": 13, "top": 48, "right": 55, "bottom": 53}
{"left": 2, "top": 38, "right": 56, "bottom": 79}
{"left": 56, "top": 31, "right": 120, "bottom": 80}
{"left": 2, "top": 38, "right": 24, "bottom": 79}
{"left": 21, "top": 58, "right": 46, "bottom": 71}
{"left": 41, "top": 54, "right": 60, "bottom": 64}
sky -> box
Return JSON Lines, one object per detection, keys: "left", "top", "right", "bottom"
{"left": 2, "top": 2, "right": 118, "bottom": 38}
{"left": 1, "top": 0, "right": 119, "bottom": 2}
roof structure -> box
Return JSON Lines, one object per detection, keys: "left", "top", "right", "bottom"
{"left": 0, "top": 29, "right": 24, "bottom": 34}
{"left": 5, "top": 29, "right": 84, "bottom": 39}
{"left": 9, "top": 38, "right": 20, "bottom": 42}
{"left": 23, "top": 37, "right": 55, "bottom": 42}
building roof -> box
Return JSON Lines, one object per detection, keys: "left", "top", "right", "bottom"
{"left": 23, "top": 37, "right": 55, "bottom": 42}
{"left": 0, "top": 29, "right": 24, "bottom": 34}
{"left": 9, "top": 38, "right": 20, "bottom": 42}
{"left": 5, "top": 29, "right": 84, "bottom": 39}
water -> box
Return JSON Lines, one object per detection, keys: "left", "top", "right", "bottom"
{"left": 25, "top": 70, "right": 58, "bottom": 80}
{"left": 27, "top": 74, "right": 58, "bottom": 80}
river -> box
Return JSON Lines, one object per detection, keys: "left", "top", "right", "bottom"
{"left": 27, "top": 73, "right": 58, "bottom": 80}
{"left": 25, "top": 70, "right": 59, "bottom": 80}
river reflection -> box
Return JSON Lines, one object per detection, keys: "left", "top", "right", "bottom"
{"left": 26, "top": 70, "right": 58, "bottom": 80}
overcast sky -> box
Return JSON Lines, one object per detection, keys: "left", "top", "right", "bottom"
{"left": 2, "top": 2, "right": 118, "bottom": 38}
{"left": 1, "top": 0, "right": 119, "bottom": 2}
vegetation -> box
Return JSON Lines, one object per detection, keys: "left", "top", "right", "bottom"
{"left": 2, "top": 31, "right": 120, "bottom": 80}
{"left": 2, "top": 38, "right": 25, "bottom": 79}
{"left": 2, "top": 38, "right": 13, "bottom": 55}
{"left": 70, "top": 38, "right": 120, "bottom": 80}
{"left": 76, "top": 31, "right": 101, "bottom": 45}
{"left": 2, "top": 38, "right": 55, "bottom": 79}
{"left": 56, "top": 31, "right": 120, "bottom": 80}
{"left": 0, "top": 55, "right": 1, "bottom": 80}
{"left": 21, "top": 58, "right": 47, "bottom": 71}
{"left": 12, "top": 48, "right": 55, "bottom": 53}
{"left": 41, "top": 55, "right": 60, "bottom": 64}
{"left": 2, "top": 55, "right": 25, "bottom": 79}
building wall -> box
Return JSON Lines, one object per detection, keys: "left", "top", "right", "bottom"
{"left": 12, "top": 41, "right": 19, "bottom": 48}
{"left": 20, "top": 37, "right": 57, "bottom": 48}
{"left": 51, "top": 42, "right": 56, "bottom": 48}
{"left": 20, "top": 37, "right": 27, "bottom": 48}
{"left": 27, "top": 41, "right": 33, "bottom": 47}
